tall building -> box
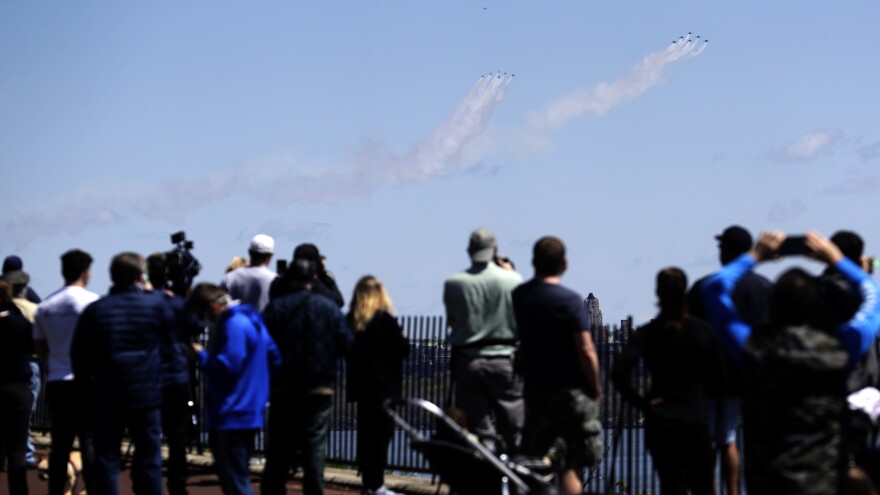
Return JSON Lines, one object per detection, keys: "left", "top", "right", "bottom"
{"left": 583, "top": 292, "right": 603, "bottom": 331}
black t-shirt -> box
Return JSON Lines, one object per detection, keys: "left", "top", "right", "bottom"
{"left": 513, "top": 280, "right": 591, "bottom": 399}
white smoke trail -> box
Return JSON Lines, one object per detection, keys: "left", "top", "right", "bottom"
{"left": 4, "top": 75, "right": 515, "bottom": 248}
{"left": 531, "top": 34, "right": 707, "bottom": 130}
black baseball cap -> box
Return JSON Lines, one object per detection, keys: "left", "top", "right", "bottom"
{"left": 715, "top": 226, "right": 753, "bottom": 254}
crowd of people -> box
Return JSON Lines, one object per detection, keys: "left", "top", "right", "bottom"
{"left": 1, "top": 225, "right": 879, "bottom": 495}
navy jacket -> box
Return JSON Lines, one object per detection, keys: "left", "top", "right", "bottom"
{"left": 262, "top": 289, "right": 352, "bottom": 391}
{"left": 71, "top": 285, "right": 175, "bottom": 409}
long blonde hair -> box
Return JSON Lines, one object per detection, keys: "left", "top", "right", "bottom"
{"left": 349, "top": 275, "right": 395, "bottom": 332}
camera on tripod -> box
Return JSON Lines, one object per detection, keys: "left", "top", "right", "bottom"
{"left": 166, "top": 231, "right": 201, "bottom": 297}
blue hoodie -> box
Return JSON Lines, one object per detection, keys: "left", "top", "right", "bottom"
{"left": 197, "top": 304, "right": 281, "bottom": 430}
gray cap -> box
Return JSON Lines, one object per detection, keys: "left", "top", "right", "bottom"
{"left": 2, "top": 270, "right": 29, "bottom": 286}
{"left": 468, "top": 227, "right": 497, "bottom": 263}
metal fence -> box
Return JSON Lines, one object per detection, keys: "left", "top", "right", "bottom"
{"left": 30, "top": 314, "right": 725, "bottom": 494}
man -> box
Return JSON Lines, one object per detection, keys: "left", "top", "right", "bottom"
{"left": 513, "top": 236, "right": 602, "bottom": 495}
{"left": 260, "top": 258, "right": 353, "bottom": 495}
{"left": 442, "top": 227, "right": 524, "bottom": 452}
{"left": 147, "top": 253, "right": 194, "bottom": 495}
{"left": 71, "top": 252, "right": 175, "bottom": 495}
{"left": 186, "top": 283, "right": 280, "bottom": 495}
{"left": 220, "top": 234, "right": 277, "bottom": 311}
{"left": 702, "top": 231, "right": 880, "bottom": 494}
{"left": 269, "top": 243, "right": 344, "bottom": 307}
{"left": 688, "top": 225, "right": 772, "bottom": 495}
{"left": 33, "top": 250, "right": 100, "bottom": 495}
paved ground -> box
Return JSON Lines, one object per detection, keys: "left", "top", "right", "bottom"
{"left": 2, "top": 435, "right": 444, "bottom": 495}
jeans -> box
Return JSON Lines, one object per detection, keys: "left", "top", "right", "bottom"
{"left": 209, "top": 429, "right": 256, "bottom": 495}
{"left": 26, "top": 360, "right": 39, "bottom": 465}
{"left": 88, "top": 405, "right": 163, "bottom": 495}
{"left": 261, "top": 390, "right": 332, "bottom": 495}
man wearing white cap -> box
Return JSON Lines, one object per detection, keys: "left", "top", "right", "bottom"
{"left": 221, "top": 234, "right": 278, "bottom": 312}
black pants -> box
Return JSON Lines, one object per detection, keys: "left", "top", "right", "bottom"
{"left": 47, "top": 381, "right": 95, "bottom": 495}
{"left": 645, "top": 417, "right": 713, "bottom": 495}
{"left": 0, "top": 382, "right": 32, "bottom": 495}
{"left": 356, "top": 399, "right": 395, "bottom": 491}
{"left": 161, "top": 382, "right": 191, "bottom": 495}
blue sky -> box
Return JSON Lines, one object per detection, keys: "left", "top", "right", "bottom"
{"left": 3, "top": 1, "right": 880, "bottom": 324}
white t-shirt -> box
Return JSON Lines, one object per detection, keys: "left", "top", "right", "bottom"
{"left": 33, "top": 285, "right": 100, "bottom": 382}
{"left": 220, "top": 265, "right": 277, "bottom": 311}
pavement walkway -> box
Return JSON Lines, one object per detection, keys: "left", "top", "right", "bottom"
{"left": 6, "top": 433, "right": 447, "bottom": 495}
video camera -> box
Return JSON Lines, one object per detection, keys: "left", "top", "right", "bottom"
{"left": 166, "top": 231, "right": 201, "bottom": 297}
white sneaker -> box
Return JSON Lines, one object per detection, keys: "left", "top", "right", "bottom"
{"left": 363, "top": 485, "right": 404, "bottom": 495}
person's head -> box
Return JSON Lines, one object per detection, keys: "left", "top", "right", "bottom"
{"left": 349, "top": 275, "right": 395, "bottom": 332}
{"left": 532, "top": 236, "right": 567, "bottom": 278}
{"left": 830, "top": 230, "right": 864, "bottom": 264}
{"left": 716, "top": 225, "right": 753, "bottom": 265}
{"left": 0, "top": 278, "right": 13, "bottom": 304}
{"left": 773, "top": 268, "right": 820, "bottom": 326}
{"left": 186, "top": 283, "right": 229, "bottom": 322}
{"left": 467, "top": 227, "right": 497, "bottom": 264}
{"left": 146, "top": 252, "right": 169, "bottom": 290}
{"left": 2, "top": 255, "right": 23, "bottom": 275}
{"left": 2, "top": 270, "right": 30, "bottom": 298}
{"left": 110, "top": 252, "right": 146, "bottom": 287}
{"left": 248, "top": 234, "right": 275, "bottom": 266}
{"left": 225, "top": 256, "right": 248, "bottom": 273}
{"left": 656, "top": 267, "right": 688, "bottom": 326}
{"left": 61, "top": 249, "right": 93, "bottom": 285}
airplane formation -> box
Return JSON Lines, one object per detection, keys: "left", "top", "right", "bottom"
{"left": 672, "top": 32, "right": 708, "bottom": 44}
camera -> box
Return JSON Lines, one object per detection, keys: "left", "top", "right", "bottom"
{"left": 166, "top": 231, "right": 201, "bottom": 297}
{"left": 777, "top": 236, "right": 810, "bottom": 256}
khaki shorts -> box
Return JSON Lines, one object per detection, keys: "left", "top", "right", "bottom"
{"left": 524, "top": 388, "right": 602, "bottom": 470}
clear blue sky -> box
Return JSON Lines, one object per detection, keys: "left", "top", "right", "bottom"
{"left": 3, "top": 1, "right": 879, "bottom": 324}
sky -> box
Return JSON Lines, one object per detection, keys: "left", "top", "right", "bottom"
{"left": 3, "top": 1, "right": 880, "bottom": 325}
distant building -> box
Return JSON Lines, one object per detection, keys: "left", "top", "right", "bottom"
{"left": 583, "top": 292, "right": 603, "bottom": 331}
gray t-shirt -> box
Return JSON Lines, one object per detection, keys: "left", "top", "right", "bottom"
{"left": 443, "top": 262, "right": 523, "bottom": 357}
{"left": 221, "top": 266, "right": 277, "bottom": 311}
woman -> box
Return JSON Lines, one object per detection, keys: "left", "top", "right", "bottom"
{"left": 611, "top": 268, "right": 724, "bottom": 495}
{"left": 0, "top": 279, "right": 33, "bottom": 495}
{"left": 346, "top": 276, "right": 409, "bottom": 495}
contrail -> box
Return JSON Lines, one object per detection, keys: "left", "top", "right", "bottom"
{"left": 533, "top": 34, "right": 708, "bottom": 130}
{"left": 4, "top": 75, "right": 515, "bottom": 248}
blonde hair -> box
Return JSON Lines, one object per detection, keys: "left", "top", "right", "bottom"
{"left": 225, "top": 256, "right": 249, "bottom": 273}
{"left": 349, "top": 275, "right": 395, "bottom": 332}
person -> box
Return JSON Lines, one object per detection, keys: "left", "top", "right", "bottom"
{"left": 260, "top": 258, "right": 353, "bottom": 495}
{"left": 147, "top": 252, "right": 195, "bottom": 495}
{"left": 186, "top": 283, "right": 280, "bottom": 495}
{"left": 688, "top": 225, "right": 772, "bottom": 495}
{"left": 70, "top": 252, "right": 175, "bottom": 495}
{"left": 0, "top": 279, "right": 33, "bottom": 495}
{"left": 225, "top": 256, "right": 248, "bottom": 273}
{"left": 612, "top": 268, "right": 725, "bottom": 495}
{"left": 33, "top": 249, "right": 100, "bottom": 495}
{"left": 346, "top": 276, "right": 409, "bottom": 495}
{"left": 1, "top": 268, "right": 41, "bottom": 468}
{"left": 2, "top": 255, "right": 40, "bottom": 303}
{"left": 512, "top": 236, "right": 602, "bottom": 495}
{"left": 443, "top": 227, "right": 524, "bottom": 452}
{"left": 270, "top": 243, "right": 344, "bottom": 307}
{"left": 220, "top": 234, "right": 277, "bottom": 311}
{"left": 701, "top": 231, "right": 880, "bottom": 494}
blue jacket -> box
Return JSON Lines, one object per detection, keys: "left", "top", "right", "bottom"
{"left": 197, "top": 304, "right": 281, "bottom": 431}
{"left": 71, "top": 285, "right": 174, "bottom": 409}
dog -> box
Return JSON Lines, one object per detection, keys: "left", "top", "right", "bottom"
{"left": 36, "top": 450, "right": 86, "bottom": 495}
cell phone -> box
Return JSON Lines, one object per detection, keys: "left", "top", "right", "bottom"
{"left": 276, "top": 259, "right": 288, "bottom": 275}
{"left": 777, "top": 236, "right": 809, "bottom": 256}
